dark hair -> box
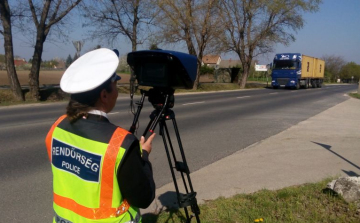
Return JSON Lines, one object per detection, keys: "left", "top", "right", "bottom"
{"left": 66, "top": 78, "right": 113, "bottom": 123}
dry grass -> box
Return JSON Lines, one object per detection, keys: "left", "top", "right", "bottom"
{"left": 0, "top": 70, "right": 216, "bottom": 86}
{"left": 0, "top": 70, "right": 133, "bottom": 86}
{"left": 2, "top": 71, "right": 269, "bottom": 106}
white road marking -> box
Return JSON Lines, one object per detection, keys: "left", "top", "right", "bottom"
{"left": 182, "top": 101, "right": 205, "bottom": 106}
{"left": 269, "top": 92, "right": 278, "bottom": 94}
{"left": 236, "top": 96, "right": 250, "bottom": 99}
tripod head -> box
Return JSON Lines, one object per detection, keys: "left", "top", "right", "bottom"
{"left": 130, "top": 87, "right": 175, "bottom": 135}
{"left": 147, "top": 87, "right": 175, "bottom": 110}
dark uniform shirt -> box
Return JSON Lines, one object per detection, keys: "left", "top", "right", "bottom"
{"left": 57, "top": 114, "right": 155, "bottom": 208}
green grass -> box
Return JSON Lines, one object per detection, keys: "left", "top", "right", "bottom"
{"left": 247, "top": 77, "right": 270, "bottom": 83}
{"left": 143, "top": 178, "right": 360, "bottom": 223}
{"left": 349, "top": 92, "right": 360, "bottom": 99}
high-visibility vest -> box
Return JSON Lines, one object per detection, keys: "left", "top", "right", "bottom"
{"left": 45, "top": 115, "right": 140, "bottom": 223}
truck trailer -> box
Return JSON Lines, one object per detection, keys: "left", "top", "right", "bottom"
{"left": 271, "top": 53, "right": 325, "bottom": 89}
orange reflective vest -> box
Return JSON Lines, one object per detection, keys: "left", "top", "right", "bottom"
{"left": 46, "top": 115, "right": 140, "bottom": 223}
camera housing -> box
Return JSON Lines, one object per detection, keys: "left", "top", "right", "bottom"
{"left": 127, "top": 50, "right": 197, "bottom": 89}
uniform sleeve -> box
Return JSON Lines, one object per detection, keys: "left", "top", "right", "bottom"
{"left": 117, "top": 139, "right": 156, "bottom": 208}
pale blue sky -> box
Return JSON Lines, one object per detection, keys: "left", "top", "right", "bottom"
{"left": 2, "top": 0, "right": 360, "bottom": 65}
{"left": 259, "top": 0, "right": 360, "bottom": 65}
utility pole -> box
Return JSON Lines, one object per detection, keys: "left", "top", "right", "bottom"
{"left": 72, "top": 40, "right": 85, "bottom": 61}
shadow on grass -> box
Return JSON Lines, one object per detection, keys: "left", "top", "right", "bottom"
{"left": 142, "top": 191, "right": 190, "bottom": 223}
{"left": 142, "top": 208, "right": 188, "bottom": 223}
{"left": 20, "top": 87, "right": 69, "bottom": 102}
{"left": 38, "top": 87, "right": 68, "bottom": 101}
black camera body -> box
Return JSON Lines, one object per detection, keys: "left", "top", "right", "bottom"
{"left": 127, "top": 50, "right": 197, "bottom": 89}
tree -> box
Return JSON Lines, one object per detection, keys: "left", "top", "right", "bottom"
{"left": 149, "top": 43, "right": 159, "bottom": 50}
{"left": 25, "top": 0, "right": 82, "bottom": 100}
{"left": 155, "top": 0, "right": 221, "bottom": 90}
{"left": 65, "top": 54, "right": 73, "bottom": 67}
{"left": 340, "top": 62, "right": 360, "bottom": 82}
{"left": 41, "top": 59, "right": 59, "bottom": 68}
{"left": 219, "top": 0, "right": 321, "bottom": 88}
{"left": 0, "top": 0, "right": 24, "bottom": 101}
{"left": 82, "top": 0, "right": 156, "bottom": 52}
{"left": 322, "top": 55, "right": 346, "bottom": 82}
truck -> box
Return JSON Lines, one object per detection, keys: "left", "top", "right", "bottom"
{"left": 271, "top": 53, "right": 325, "bottom": 89}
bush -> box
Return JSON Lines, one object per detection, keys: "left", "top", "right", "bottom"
{"left": 200, "top": 66, "right": 215, "bottom": 76}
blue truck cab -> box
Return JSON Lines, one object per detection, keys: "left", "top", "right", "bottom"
{"left": 271, "top": 53, "right": 302, "bottom": 89}
{"left": 271, "top": 53, "right": 325, "bottom": 89}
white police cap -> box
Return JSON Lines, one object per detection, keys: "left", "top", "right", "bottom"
{"left": 60, "top": 48, "right": 121, "bottom": 94}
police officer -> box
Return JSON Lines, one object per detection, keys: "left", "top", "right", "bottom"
{"left": 45, "top": 48, "right": 155, "bottom": 223}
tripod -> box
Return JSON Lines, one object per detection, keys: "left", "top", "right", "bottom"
{"left": 129, "top": 88, "right": 200, "bottom": 222}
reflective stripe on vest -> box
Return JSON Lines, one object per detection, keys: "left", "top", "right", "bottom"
{"left": 46, "top": 116, "right": 138, "bottom": 221}
{"left": 46, "top": 115, "right": 67, "bottom": 161}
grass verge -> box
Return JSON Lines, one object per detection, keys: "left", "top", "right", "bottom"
{"left": 349, "top": 92, "right": 360, "bottom": 99}
{"left": 0, "top": 82, "right": 268, "bottom": 106}
{"left": 143, "top": 178, "right": 360, "bottom": 223}
{"left": 0, "top": 88, "right": 69, "bottom": 106}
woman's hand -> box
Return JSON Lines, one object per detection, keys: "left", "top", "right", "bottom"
{"left": 140, "top": 133, "right": 156, "bottom": 154}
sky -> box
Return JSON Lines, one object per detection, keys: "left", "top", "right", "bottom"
{"left": 258, "top": 0, "right": 360, "bottom": 65}
{"left": 1, "top": 0, "right": 360, "bottom": 65}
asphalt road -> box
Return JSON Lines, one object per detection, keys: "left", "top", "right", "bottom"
{"left": 0, "top": 84, "right": 357, "bottom": 222}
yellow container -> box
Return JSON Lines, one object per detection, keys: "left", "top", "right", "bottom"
{"left": 314, "top": 58, "right": 325, "bottom": 78}
{"left": 301, "top": 55, "right": 325, "bottom": 78}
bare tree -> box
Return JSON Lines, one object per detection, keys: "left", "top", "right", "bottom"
{"left": 82, "top": 0, "right": 156, "bottom": 52}
{"left": 25, "top": 0, "right": 82, "bottom": 100}
{"left": 220, "top": 0, "right": 321, "bottom": 88}
{"left": 322, "top": 55, "right": 346, "bottom": 82}
{"left": 155, "top": 0, "right": 221, "bottom": 90}
{"left": 0, "top": 0, "right": 24, "bottom": 101}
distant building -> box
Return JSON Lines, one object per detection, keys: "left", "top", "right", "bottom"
{"left": 202, "top": 55, "right": 221, "bottom": 68}
{"left": 219, "top": 59, "right": 242, "bottom": 68}
{"left": 14, "top": 58, "right": 27, "bottom": 67}
{"left": 53, "top": 58, "right": 66, "bottom": 69}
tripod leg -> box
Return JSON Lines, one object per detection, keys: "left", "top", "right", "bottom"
{"left": 159, "top": 121, "right": 192, "bottom": 221}
{"left": 171, "top": 119, "right": 201, "bottom": 221}
{"left": 163, "top": 122, "right": 190, "bottom": 194}
{"left": 161, "top": 115, "right": 201, "bottom": 222}
{"left": 129, "top": 91, "right": 146, "bottom": 134}
{"left": 172, "top": 118, "right": 196, "bottom": 193}
{"left": 142, "top": 109, "right": 163, "bottom": 137}
{"left": 142, "top": 111, "right": 156, "bottom": 137}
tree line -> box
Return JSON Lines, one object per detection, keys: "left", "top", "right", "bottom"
{"left": 322, "top": 55, "right": 360, "bottom": 83}
{"left": 1, "top": 0, "right": 323, "bottom": 101}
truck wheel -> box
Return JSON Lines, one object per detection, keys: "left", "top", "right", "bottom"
{"left": 304, "top": 81, "right": 309, "bottom": 89}
{"left": 311, "top": 81, "right": 316, "bottom": 88}
{"left": 296, "top": 82, "right": 300, "bottom": 90}
{"left": 315, "top": 80, "right": 320, "bottom": 88}
{"left": 318, "top": 82, "right": 322, "bottom": 88}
